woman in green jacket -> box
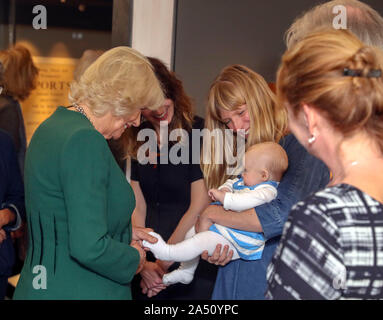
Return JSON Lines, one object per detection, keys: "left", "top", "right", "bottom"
{"left": 13, "top": 46, "right": 164, "bottom": 300}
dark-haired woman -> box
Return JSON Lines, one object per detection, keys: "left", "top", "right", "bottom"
{"left": 126, "top": 57, "right": 217, "bottom": 300}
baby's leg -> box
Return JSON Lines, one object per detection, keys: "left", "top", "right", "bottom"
{"left": 143, "top": 229, "right": 239, "bottom": 261}
{"left": 163, "top": 256, "right": 200, "bottom": 285}
{"left": 162, "top": 226, "right": 199, "bottom": 285}
{"left": 143, "top": 227, "right": 240, "bottom": 285}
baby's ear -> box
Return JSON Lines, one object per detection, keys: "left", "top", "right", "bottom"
{"left": 262, "top": 169, "right": 269, "bottom": 181}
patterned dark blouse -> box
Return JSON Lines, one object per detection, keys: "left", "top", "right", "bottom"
{"left": 266, "top": 184, "right": 383, "bottom": 300}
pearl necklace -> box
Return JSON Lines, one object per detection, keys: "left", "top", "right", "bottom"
{"left": 73, "top": 103, "right": 94, "bottom": 127}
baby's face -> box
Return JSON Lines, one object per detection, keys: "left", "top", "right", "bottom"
{"left": 242, "top": 156, "right": 266, "bottom": 186}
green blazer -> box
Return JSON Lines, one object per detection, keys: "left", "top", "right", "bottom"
{"left": 13, "top": 107, "right": 139, "bottom": 300}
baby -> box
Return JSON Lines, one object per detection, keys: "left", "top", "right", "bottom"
{"left": 143, "top": 142, "right": 288, "bottom": 286}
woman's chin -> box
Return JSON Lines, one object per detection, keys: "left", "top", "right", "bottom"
{"left": 112, "top": 133, "right": 123, "bottom": 140}
{"left": 153, "top": 108, "right": 169, "bottom": 122}
{"left": 108, "top": 130, "right": 124, "bottom": 140}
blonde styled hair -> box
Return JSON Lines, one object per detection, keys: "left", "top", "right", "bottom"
{"left": 277, "top": 29, "right": 383, "bottom": 154}
{"left": 69, "top": 46, "right": 164, "bottom": 117}
{"left": 202, "top": 64, "right": 287, "bottom": 189}
{"left": 286, "top": 0, "right": 383, "bottom": 49}
{"left": 0, "top": 44, "right": 38, "bottom": 101}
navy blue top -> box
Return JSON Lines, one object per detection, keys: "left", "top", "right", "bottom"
{"left": 0, "top": 130, "right": 25, "bottom": 277}
{"left": 212, "top": 134, "right": 330, "bottom": 300}
{"left": 0, "top": 96, "right": 27, "bottom": 177}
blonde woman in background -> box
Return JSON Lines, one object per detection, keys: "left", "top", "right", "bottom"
{"left": 0, "top": 44, "right": 38, "bottom": 175}
{"left": 14, "top": 47, "right": 162, "bottom": 300}
{"left": 285, "top": 0, "right": 383, "bottom": 49}
{"left": 73, "top": 49, "right": 105, "bottom": 82}
{"left": 198, "top": 64, "right": 329, "bottom": 299}
{"left": 267, "top": 29, "right": 383, "bottom": 300}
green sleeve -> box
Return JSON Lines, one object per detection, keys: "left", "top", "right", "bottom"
{"left": 60, "top": 129, "right": 140, "bottom": 284}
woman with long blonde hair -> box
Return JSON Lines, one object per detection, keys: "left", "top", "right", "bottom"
{"left": 202, "top": 64, "right": 286, "bottom": 189}
{"left": 199, "top": 64, "right": 329, "bottom": 299}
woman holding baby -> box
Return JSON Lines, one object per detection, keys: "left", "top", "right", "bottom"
{"left": 198, "top": 64, "right": 330, "bottom": 299}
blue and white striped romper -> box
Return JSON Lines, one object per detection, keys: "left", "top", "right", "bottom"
{"left": 209, "top": 179, "right": 279, "bottom": 260}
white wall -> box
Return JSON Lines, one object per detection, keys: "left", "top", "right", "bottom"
{"left": 131, "top": 0, "right": 175, "bottom": 69}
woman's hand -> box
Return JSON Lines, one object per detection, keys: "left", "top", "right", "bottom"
{"left": 140, "top": 261, "right": 167, "bottom": 297}
{"left": 132, "top": 226, "right": 158, "bottom": 250}
{"left": 201, "top": 243, "right": 234, "bottom": 266}
{"left": 156, "top": 259, "right": 173, "bottom": 273}
{"left": 142, "top": 282, "right": 166, "bottom": 298}
{"left": 131, "top": 240, "right": 147, "bottom": 274}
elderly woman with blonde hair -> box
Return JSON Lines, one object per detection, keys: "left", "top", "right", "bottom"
{"left": 13, "top": 46, "right": 164, "bottom": 300}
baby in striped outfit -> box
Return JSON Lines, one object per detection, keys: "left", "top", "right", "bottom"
{"left": 143, "top": 142, "right": 288, "bottom": 286}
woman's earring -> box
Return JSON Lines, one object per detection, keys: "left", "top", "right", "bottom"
{"left": 308, "top": 135, "right": 316, "bottom": 144}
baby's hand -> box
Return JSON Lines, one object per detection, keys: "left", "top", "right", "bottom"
{"left": 208, "top": 188, "right": 218, "bottom": 201}
{"left": 208, "top": 189, "right": 226, "bottom": 203}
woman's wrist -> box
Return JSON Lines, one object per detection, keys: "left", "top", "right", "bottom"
{"left": 156, "top": 259, "right": 173, "bottom": 272}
